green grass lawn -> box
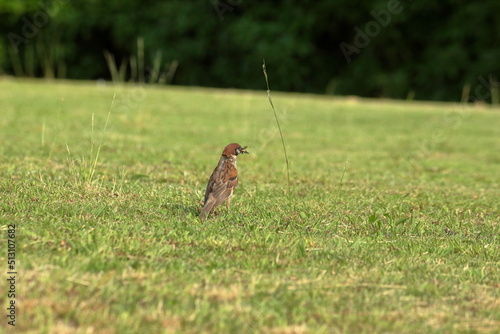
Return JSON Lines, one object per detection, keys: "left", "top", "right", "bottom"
{"left": 1, "top": 78, "right": 499, "bottom": 333}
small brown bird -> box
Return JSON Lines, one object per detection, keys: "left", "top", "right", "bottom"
{"left": 200, "top": 143, "right": 249, "bottom": 219}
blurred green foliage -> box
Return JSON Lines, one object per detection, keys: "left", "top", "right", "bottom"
{"left": 1, "top": 0, "right": 499, "bottom": 102}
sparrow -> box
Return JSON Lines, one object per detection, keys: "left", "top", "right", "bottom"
{"left": 200, "top": 143, "right": 249, "bottom": 219}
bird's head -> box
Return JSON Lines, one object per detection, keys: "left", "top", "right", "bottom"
{"left": 222, "top": 143, "right": 249, "bottom": 157}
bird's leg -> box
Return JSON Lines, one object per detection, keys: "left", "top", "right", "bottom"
{"left": 226, "top": 197, "right": 231, "bottom": 213}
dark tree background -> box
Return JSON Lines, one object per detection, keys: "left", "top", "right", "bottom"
{"left": 1, "top": 0, "right": 499, "bottom": 102}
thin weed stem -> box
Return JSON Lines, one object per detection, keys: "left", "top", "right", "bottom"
{"left": 336, "top": 157, "right": 349, "bottom": 200}
{"left": 88, "top": 92, "right": 116, "bottom": 184}
{"left": 262, "top": 59, "right": 290, "bottom": 196}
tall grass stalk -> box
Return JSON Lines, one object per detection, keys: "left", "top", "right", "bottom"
{"left": 8, "top": 45, "right": 25, "bottom": 77}
{"left": 25, "top": 44, "right": 35, "bottom": 77}
{"left": 164, "top": 60, "right": 179, "bottom": 85}
{"left": 148, "top": 50, "right": 163, "bottom": 84}
{"left": 41, "top": 120, "right": 46, "bottom": 147}
{"left": 104, "top": 37, "right": 177, "bottom": 84}
{"left": 88, "top": 93, "right": 116, "bottom": 185}
{"left": 461, "top": 84, "right": 471, "bottom": 103}
{"left": 490, "top": 75, "right": 499, "bottom": 105}
{"left": 336, "top": 158, "right": 349, "bottom": 200}
{"left": 262, "top": 59, "right": 290, "bottom": 196}
{"left": 130, "top": 56, "right": 137, "bottom": 82}
{"left": 137, "top": 37, "right": 144, "bottom": 83}
{"left": 104, "top": 50, "right": 127, "bottom": 83}
{"left": 35, "top": 30, "right": 59, "bottom": 79}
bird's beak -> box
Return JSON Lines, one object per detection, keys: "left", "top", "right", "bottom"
{"left": 240, "top": 146, "right": 249, "bottom": 154}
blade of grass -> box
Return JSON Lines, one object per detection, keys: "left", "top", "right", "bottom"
{"left": 138, "top": 37, "right": 144, "bottom": 83}
{"left": 8, "top": 45, "right": 25, "bottom": 77}
{"left": 88, "top": 92, "right": 116, "bottom": 185}
{"left": 336, "top": 157, "right": 349, "bottom": 199}
{"left": 262, "top": 59, "right": 290, "bottom": 196}
{"left": 104, "top": 50, "right": 119, "bottom": 83}
{"left": 149, "top": 50, "right": 162, "bottom": 84}
{"left": 165, "top": 60, "right": 179, "bottom": 85}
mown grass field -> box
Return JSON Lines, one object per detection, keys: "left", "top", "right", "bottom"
{"left": 1, "top": 78, "right": 499, "bottom": 333}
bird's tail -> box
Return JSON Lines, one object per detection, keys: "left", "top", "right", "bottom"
{"left": 199, "top": 201, "right": 215, "bottom": 220}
